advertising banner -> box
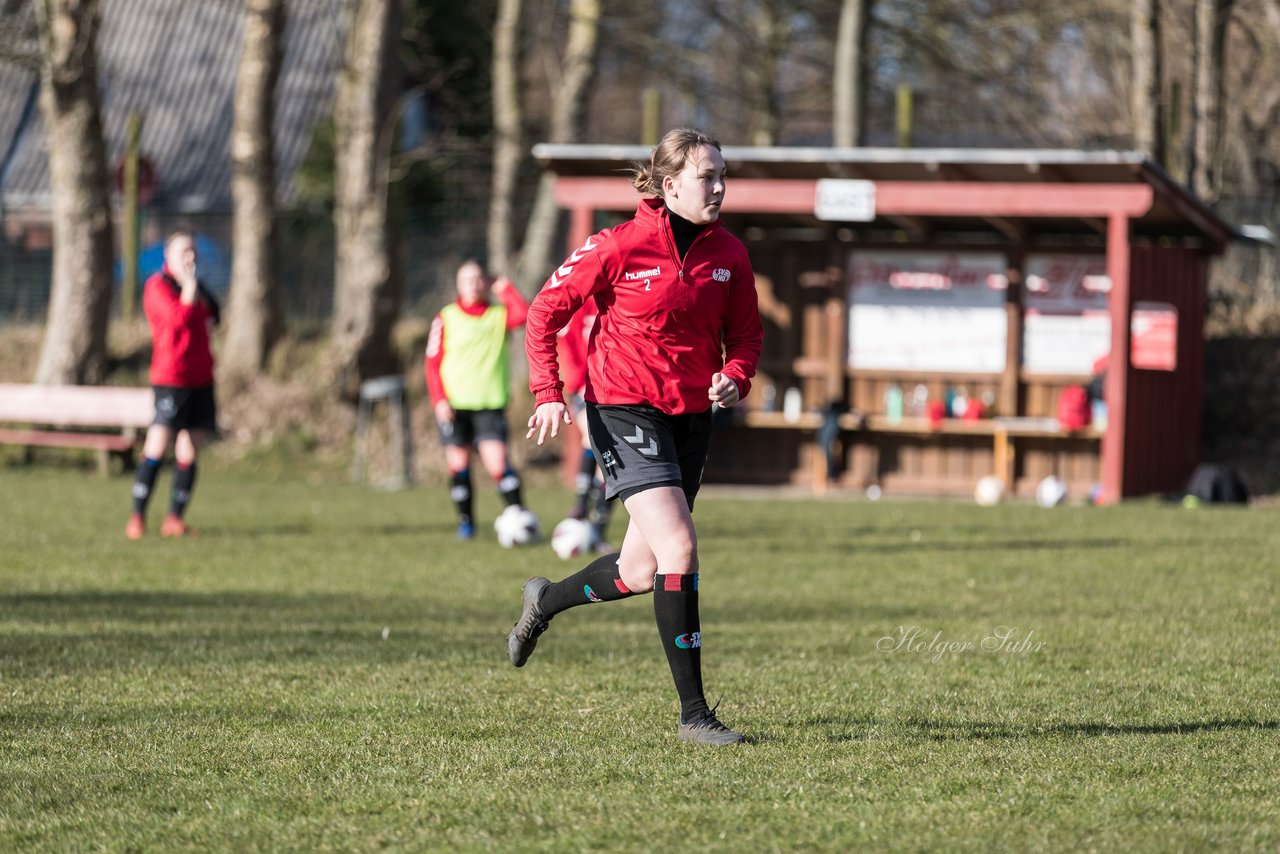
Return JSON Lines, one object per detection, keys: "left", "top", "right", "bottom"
{"left": 847, "top": 251, "right": 1008, "bottom": 372}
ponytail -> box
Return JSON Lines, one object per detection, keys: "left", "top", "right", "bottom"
{"left": 628, "top": 128, "right": 721, "bottom": 197}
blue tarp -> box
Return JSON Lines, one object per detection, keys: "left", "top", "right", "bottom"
{"left": 116, "top": 233, "right": 230, "bottom": 295}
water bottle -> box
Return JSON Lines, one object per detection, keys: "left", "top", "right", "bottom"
{"left": 783, "top": 387, "right": 803, "bottom": 423}
{"left": 884, "top": 383, "right": 904, "bottom": 424}
{"left": 761, "top": 383, "right": 777, "bottom": 412}
{"left": 911, "top": 384, "right": 928, "bottom": 417}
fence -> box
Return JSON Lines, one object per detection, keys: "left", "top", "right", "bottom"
{"left": 0, "top": 204, "right": 498, "bottom": 325}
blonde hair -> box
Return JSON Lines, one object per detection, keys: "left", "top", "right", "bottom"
{"left": 630, "top": 128, "right": 722, "bottom": 196}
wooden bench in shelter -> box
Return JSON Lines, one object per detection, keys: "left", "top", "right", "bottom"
{"left": 0, "top": 384, "right": 153, "bottom": 474}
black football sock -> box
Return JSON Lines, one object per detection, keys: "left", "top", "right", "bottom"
{"left": 450, "top": 468, "right": 473, "bottom": 525}
{"left": 654, "top": 572, "right": 709, "bottom": 723}
{"left": 497, "top": 466, "right": 523, "bottom": 507}
{"left": 571, "top": 449, "right": 596, "bottom": 518}
{"left": 170, "top": 461, "right": 198, "bottom": 518}
{"left": 587, "top": 479, "right": 612, "bottom": 539}
{"left": 538, "top": 552, "right": 635, "bottom": 617}
{"left": 131, "top": 456, "right": 162, "bottom": 515}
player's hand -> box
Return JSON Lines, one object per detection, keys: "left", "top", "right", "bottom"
{"left": 175, "top": 260, "right": 199, "bottom": 304}
{"left": 708, "top": 372, "right": 740, "bottom": 408}
{"left": 527, "top": 401, "right": 571, "bottom": 445}
{"left": 433, "top": 400, "right": 454, "bottom": 424}
{"left": 491, "top": 276, "right": 512, "bottom": 295}
{"left": 175, "top": 259, "right": 197, "bottom": 287}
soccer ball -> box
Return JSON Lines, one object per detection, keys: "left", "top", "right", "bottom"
{"left": 1035, "top": 475, "right": 1069, "bottom": 508}
{"left": 974, "top": 475, "right": 1007, "bottom": 507}
{"left": 494, "top": 506, "right": 541, "bottom": 548}
{"left": 551, "top": 517, "right": 595, "bottom": 560}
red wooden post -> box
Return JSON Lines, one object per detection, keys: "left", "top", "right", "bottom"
{"left": 1100, "top": 213, "right": 1132, "bottom": 504}
{"left": 569, "top": 206, "right": 594, "bottom": 251}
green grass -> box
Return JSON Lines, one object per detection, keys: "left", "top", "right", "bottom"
{"left": 1, "top": 468, "right": 1277, "bottom": 852}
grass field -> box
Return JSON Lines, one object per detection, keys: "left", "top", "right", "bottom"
{"left": 1, "top": 468, "right": 1277, "bottom": 851}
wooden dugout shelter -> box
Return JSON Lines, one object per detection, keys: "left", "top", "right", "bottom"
{"left": 534, "top": 145, "right": 1237, "bottom": 503}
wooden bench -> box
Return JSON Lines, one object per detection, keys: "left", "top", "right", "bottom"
{"left": 740, "top": 408, "right": 1103, "bottom": 494}
{"left": 0, "top": 383, "right": 154, "bottom": 474}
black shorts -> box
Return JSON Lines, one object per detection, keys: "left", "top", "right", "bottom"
{"left": 152, "top": 385, "right": 217, "bottom": 432}
{"left": 585, "top": 403, "right": 712, "bottom": 509}
{"left": 439, "top": 408, "right": 509, "bottom": 447}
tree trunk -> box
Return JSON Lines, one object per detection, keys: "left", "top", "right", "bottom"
{"left": 487, "top": 0, "right": 522, "bottom": 279}
{"left": 32, "top": 0, "right": 115, "bottom": 386}
{"left": 746, "top": 0, "right": 786, "bottom": 147}
{"left": 515, "top": 0, "right": 600, "bottom": 294}
{"left": 331, "top": 0, "right": 401, "bottom": 399}
{"left": 1191, "top": 0, "right": 1234, "bottom": 199}
{"left": 223, "top": 0, "right": 285, "bottom": 384}
{"left": 833, "top": 0, "right": 869, "bottom": 148}
{"left": 1130, "top": 0, "right": 1164, "bottom": 165}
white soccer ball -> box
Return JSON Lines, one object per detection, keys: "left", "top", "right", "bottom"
{"left": 494, "top": 506, "right": 541, "bottom": 548}
{"left": 550, "top": 517, "right": 595, "bottom": 560}
{"left": 1036, "top": 475, "right": 1069, "bottom": 508}
{"left": 974, "top": 475, "right": 1007, "bottom": 507}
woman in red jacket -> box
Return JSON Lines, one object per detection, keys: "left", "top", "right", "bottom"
{"left": 125, "top": 229, "right": 220, "bottom": 539}
{"left": 508, "top": 128, "right": 763, "bottom": 746}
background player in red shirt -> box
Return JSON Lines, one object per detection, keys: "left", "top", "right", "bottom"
{"left": 125, "top": 230, "right": 220, "bottom": 539}
{"left": 557, "top": 301, "right": 613, "bottom": 549}
{"left": 509, "top": 129, "right": 763, "bottom": 746}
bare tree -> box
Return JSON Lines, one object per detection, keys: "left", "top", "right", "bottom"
{"left": 0, "top": 0, "right": 39, "bottom": 68}
{"left": 1131, "top": 0, "right": 1164, "bottom": 164}
{"left": 223, "top": 0, "right": 285, "bottom": 383}
{"left": 487, "top": 0, "right": 522, "bottom": 278}
{"left": 1191, "top": 0, "right": 1236, "bottom": 199}
{"left": 744, "top": 0, "right": 788, "bottom": 145}
{"left": 515, "top": 0, "right": 601, "bottom": 294}
{"left": 32, "top": 0, "right": 115, "bottom": 386}
{"left": 331, "top": 0, "right": 402, "bottom": 398}
{"left": 833, "top": 0, "right": 870, "bottom": 147}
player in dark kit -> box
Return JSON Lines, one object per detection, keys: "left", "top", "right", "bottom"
{"left": 509, "top": 128, "right": 764, "bottom": 746}
{"left": 125, "top": 230, "right": 220, "bottom": 539}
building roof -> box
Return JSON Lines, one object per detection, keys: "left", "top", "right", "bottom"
{"left": 533, "top": 144, "right": 1239, "bottom": 250}
{"left": 0, "top": 0, "right": 342, "bottom": 214}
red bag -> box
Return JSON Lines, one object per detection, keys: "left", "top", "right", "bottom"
{"left": 1057, "top": 385, "right": 1091, "bottom": 431}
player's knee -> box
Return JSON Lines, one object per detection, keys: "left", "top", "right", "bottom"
{"left": 660, "top": 538, "right": 698, "bottom": 575}
{"left": 620, "top": 568, "right": 656, "bottom": 594}
{"left": 618, "top": 556, "right": 657, "bottom": 593}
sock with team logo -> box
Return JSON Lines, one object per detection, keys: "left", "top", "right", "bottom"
{"left": 537, "top": 551, "right": 634, "bottom": 617}
{"left": 170, "top": 461, "right": 198, "bottom": 518}
{"left": 497, "top": 467, "right": 523, "bottom": 507}
{"left": 131, "top": 456, "right": 162, "bottom": 515}
{"left": 570, "top": 449, "right": 596, "bottom": 518}
{"left": 450, "top": 468, "right": 473, "bottom": 525}
{"left": 653, "top": 572, "right": 709, "bottom": 723}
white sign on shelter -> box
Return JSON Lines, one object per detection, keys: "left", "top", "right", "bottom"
{"left": 814, "top": 179, "right": 876, "bottom": 222}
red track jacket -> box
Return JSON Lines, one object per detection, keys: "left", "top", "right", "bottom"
{"left": 526, "top": 197, "right": 763, "bottom": 415}
{"left": 144, "top": 265, "right": 217, "bottom": 387}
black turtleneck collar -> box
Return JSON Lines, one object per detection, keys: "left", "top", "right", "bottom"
{"left": 666, "top": 207, "right": 709, "bottom": 261}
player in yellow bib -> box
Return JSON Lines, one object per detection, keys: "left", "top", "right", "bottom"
{"left": 424, "top": 260, "right": 531, "bottom": 539}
